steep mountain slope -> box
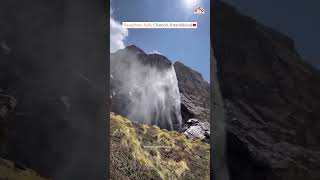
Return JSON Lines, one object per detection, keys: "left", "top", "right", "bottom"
{"left": 174, "top": 61, "right": 210, "bottom": 123}
{"left": 110, "top": 112, "right": 210, "bottom": 180}
{"left": 110, "top": 45, "right": 210, "bottom": 128}
{"left": 213, "top": 1, "right": 320, "bottom": 180}
{"left": 0, "top": 158, "right": 48, "bottom": 180}
{"left": 109, "top": 46, "right": 211, "bottom": 179}
{"left": 110, "top": 45, "right": 211, "bottom": 143}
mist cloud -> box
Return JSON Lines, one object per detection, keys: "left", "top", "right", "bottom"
{"left": 110, "top": 50, "right": 183, "bottom": 130}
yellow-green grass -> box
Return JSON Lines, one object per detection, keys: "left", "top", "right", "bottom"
{"left": 110, "top": 112, "right": 210, "bottom": 180}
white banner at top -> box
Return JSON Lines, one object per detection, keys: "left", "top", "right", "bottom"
{"left": 122, "top": 22, "right": 198, "bottom": 29}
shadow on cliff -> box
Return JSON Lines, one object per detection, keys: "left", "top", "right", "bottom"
{"left": 0, "top": 0, "right": 107, "bottom": 179}
{"left": 212, "top": 1, "right": 320, "bottom": 180}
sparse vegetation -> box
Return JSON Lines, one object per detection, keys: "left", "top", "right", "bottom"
{"left": 110, "top": 112, "right": 210, "bottom": 180}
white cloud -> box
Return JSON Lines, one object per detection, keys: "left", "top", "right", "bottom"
{"left": 110, "top": 5, "right": 128, "bottom": 53}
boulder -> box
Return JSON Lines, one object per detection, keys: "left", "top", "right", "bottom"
{"left": 186, "top": 118, "right": 200, "bottom": 124}
{"left": 184, "top": 125, "right": 206, "bottom": 140}
{"left": 184, "top": 120, "right": 210, "bottom": 141}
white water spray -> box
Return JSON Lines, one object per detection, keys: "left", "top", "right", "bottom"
{"left": 111, "top": 49, "right": 183, "bottom": 130}
{"left": 127, "top": 65, "right": 182, "bottom": 130}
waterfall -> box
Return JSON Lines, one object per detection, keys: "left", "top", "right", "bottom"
{"left": 111, "top": 51, "right": 183, "bottom": 130}
{"left": 126, "top": 64, "right": 182, "bottom": 130}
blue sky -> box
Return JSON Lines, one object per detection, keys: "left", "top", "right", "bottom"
{"left": 110, "top": 0, "right": 210, "bottom": 81}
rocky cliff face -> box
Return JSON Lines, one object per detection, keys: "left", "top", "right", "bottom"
{"left": 173, "top": 61, "right": 210, "bottom": 142}
{"left": 213, "top": 1, "right": 320, "bottom": 180}
{"left": 174, "top": 61, "right": 210, "bottom": 123}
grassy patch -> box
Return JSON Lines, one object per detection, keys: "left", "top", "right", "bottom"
{"left": 110, "top": 112, "right": 210, "bottom": 180}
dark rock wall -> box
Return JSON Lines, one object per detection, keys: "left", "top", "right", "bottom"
{"left": 213, "top": 1, "right": 320, "bottom": 180}
{"left": 0, "top": 0, "right": 107, "bottom": 179}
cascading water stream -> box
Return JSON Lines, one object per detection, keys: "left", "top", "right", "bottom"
{"left": 127, "top": 64, "right": 182, "bottom": 130}
{"left": 110, "top": 50, "right": 183, "bottom": 130}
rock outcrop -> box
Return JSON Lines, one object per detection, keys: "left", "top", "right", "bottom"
{"left": 173, "top": 61, "right": 210, "bottom": 142}
{"left": 174, "top": 62, "right": 210, "bottom": 123}
{"left": 183, "top": 119, "right": 210, "bottom": 141}
{"left": 213, "top": 1, "right": 320, "bottom": 180}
